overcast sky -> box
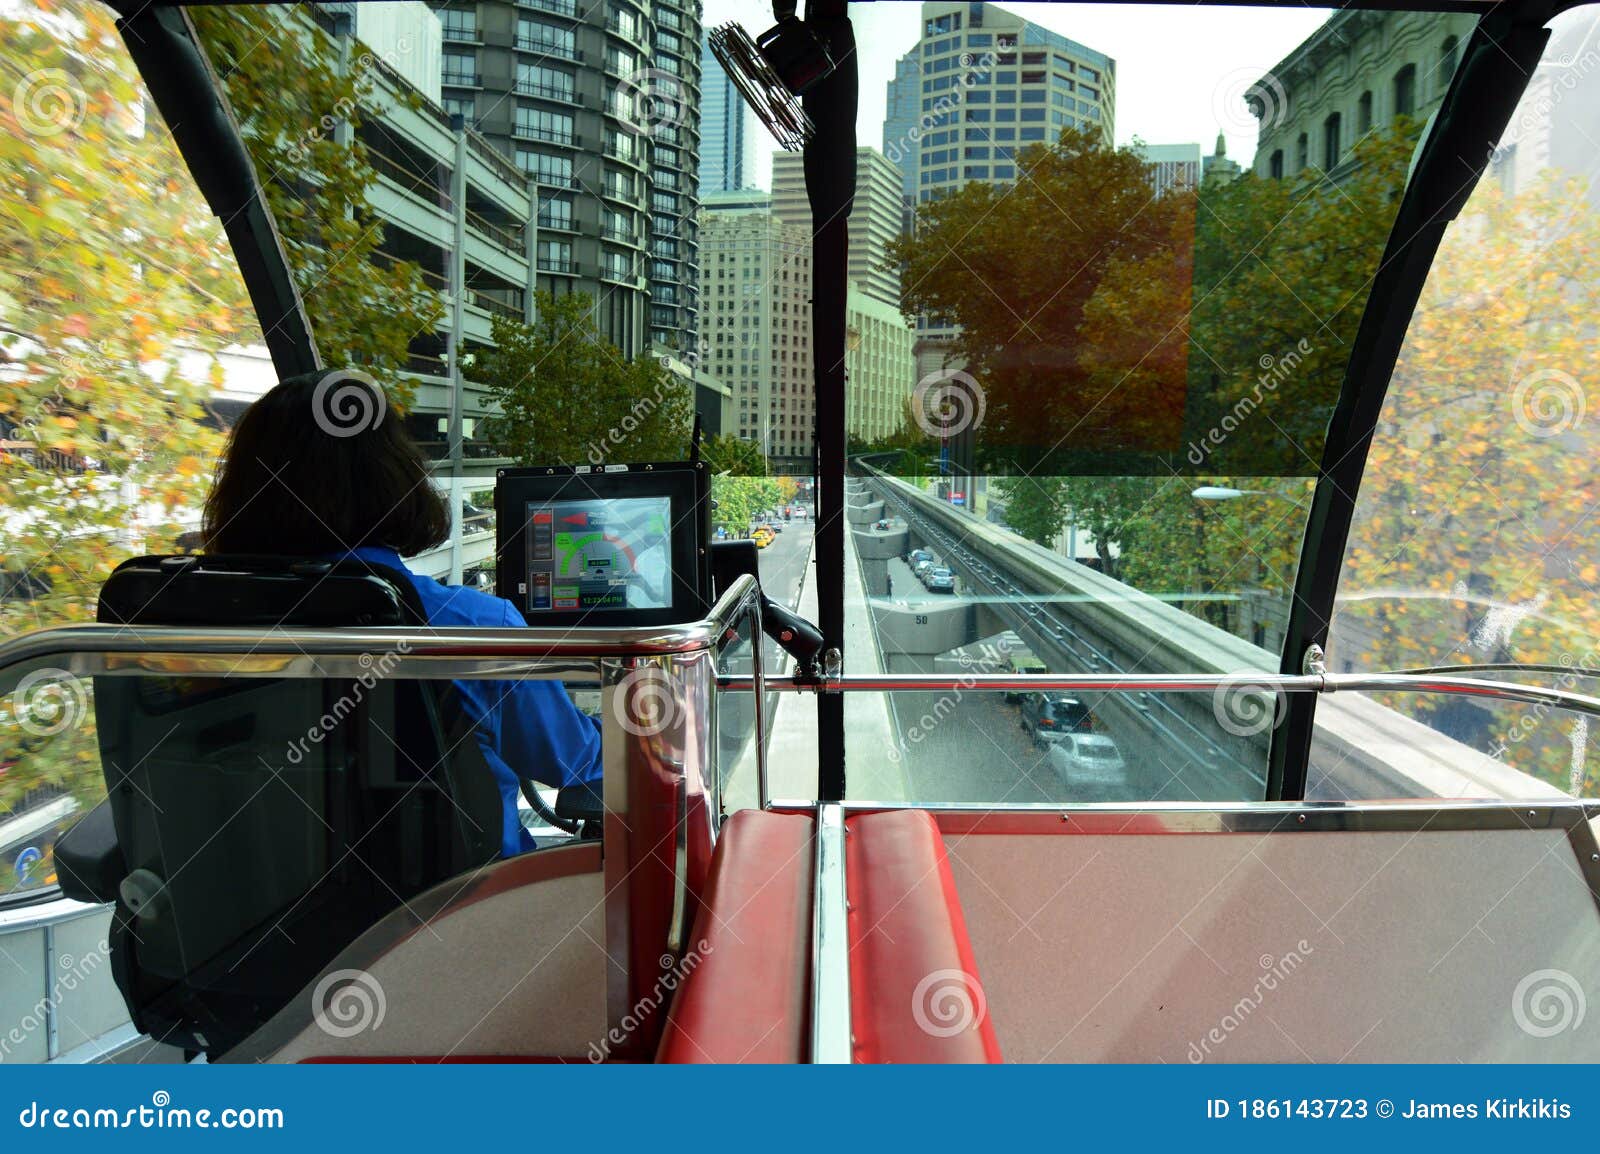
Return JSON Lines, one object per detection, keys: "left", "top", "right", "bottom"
{"left": 700, "top": 1, "right": 1333, "bottom": 187}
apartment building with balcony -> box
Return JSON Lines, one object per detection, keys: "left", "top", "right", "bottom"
{"left": 428, "top": 0, "right": 701, "bottom": 358}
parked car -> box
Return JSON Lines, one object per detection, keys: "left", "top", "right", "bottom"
{"left": 924, "top": 566, "right": 955, "bottom": 593}
{"left": 873, "top": 519, "right": 891, "bottom": 531}
{"left": 1046, "top": 733, "right": 1128, "bottom": 786}
{"left": 1020, "top": 693, "right": 1094, "bottom": 745}
{"left": 908, "top": 548, "right": 934, "bottom": 569}
{"left": 1003, "top": 648, "right": 1048, "bottom": 702}
{"left": 752, "top": 526, "right": 775, "bottom": 549}
{"left": 791, "top": 505, "right": 807, "bottom": 520}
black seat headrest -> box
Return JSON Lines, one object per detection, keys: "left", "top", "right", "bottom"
{"left": 97, "top": 554, "right": 427, "bottom": 628}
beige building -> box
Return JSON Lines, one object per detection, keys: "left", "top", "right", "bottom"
{"left": 771, "top": 146, "right": 906, "bottom": 309}
{"left": 701, "top": 191, "right": 916, "bottom": 464}
{"left": 1250, "top": 9, "right": 1476, "bottom": 180}
{"left": 845, "top": 286, "right": 917, "bottom": 444}
{"left": 700, "top": 192, "right": 814, "bottom": 469}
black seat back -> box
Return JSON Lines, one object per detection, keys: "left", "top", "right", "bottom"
{"left": 64, "top": 554, "right": 502, "bottom": 1055}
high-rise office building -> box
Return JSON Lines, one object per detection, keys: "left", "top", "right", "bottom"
{"left": 429, "top": 0, "right": 701, "bottom": 358}
{"left": 700, "top": 192, "right": 814, "bottom": 469}
{"left": 884, "top": 2, "right": 1116, "bottom": 375}
{"left": 770, "top": 147, "right": 904, "bottom": 309}
{"left": 698, "top": 34, "right": 762, "bottom": 194}
{"left": 703, "top": 189, "right": 914, "bottom": 456}
{"left": 1135, "top": 142, "right": 1203, "bottom": 196}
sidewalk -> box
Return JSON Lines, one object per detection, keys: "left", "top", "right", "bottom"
{"left": 727, "top": 523, "right": 905, "bottom": 807}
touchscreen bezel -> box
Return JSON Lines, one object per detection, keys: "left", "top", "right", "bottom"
{"left": 493, "top": 462, "right": 710, "bottom": 627}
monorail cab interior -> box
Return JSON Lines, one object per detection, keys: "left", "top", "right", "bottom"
{"left": 4, "top": 0, "right": 1600, "bottom": 1064}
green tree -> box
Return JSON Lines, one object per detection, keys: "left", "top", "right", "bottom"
{"left": 190, "top": 6, "right": 444, "bottom": 406}
{"left": 1, "top": 0, "right": 256, "bottom": 822}
{"left": 478, "top": 292, "right": 694, "bottom": 466}
{"left": 702, "top": 433, "right": 767, "bottom": 477}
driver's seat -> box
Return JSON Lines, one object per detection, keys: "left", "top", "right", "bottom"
{"left": 55, "top": 554, "right": 503, "bottom": 1057}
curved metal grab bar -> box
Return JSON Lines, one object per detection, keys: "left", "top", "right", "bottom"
{"left": 721, "top": 671, "right": 1600, "bottom": 722}
{"left": 0, "top": 575, "right": 762, "bottom": 672}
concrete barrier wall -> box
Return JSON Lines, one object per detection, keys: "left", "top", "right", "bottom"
{"left": 859, "top": 466, "right": 1565, "bottom": 801}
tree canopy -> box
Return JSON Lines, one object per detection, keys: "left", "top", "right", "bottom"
{"left": 476, "top": 292, "right": 694, "bottom": 467}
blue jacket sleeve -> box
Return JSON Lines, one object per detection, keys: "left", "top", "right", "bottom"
{"left": 491, "top": 602, "right": 603, "bottom": 788}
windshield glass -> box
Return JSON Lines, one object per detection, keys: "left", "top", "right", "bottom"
{"left": 1313, "top": 4, "right": 1600, "bottom": 799}
{"left": 839, "top": 1, "right": 1479, "bottom": 803}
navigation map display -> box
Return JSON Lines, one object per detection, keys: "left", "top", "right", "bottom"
{"left": 521, "top": 496, "right": 673, "bottom": 615}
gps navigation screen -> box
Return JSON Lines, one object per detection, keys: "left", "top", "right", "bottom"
{"left": 521, "top": 496, "right": 674, "bottom": 614}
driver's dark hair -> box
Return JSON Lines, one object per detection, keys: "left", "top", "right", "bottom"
{"left": 202, "top": 370, "right": 450, "bottom": 557}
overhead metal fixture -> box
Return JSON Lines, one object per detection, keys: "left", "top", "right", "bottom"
{"left": 707, "top": 15, "right": 836, "bottom": 151}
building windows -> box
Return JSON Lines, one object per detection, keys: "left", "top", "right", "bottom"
{"left": 1394, "top": 64, "right": 1416, "bottom": 118}
{"left": 439, "top": 8, "right": 477, "bottom": 41}
{"left": 1295, "top": 131, "right": 1308, "bottom": 171}
{"left": 539, "top": 194, "right": 574, "bottom": 230}
{"left": 537, "top": 239, "right": 573, "bottom": 274}
{"left": 518, "top": 20, "right": 577, "bottom": 60}
{"left": 518, "top": 150, "right": 573, "bottom": 186}
{"left": 1441, "top": 36, "right": 1460, "bottom": 78}
{"left": 1323, "top": 112, "right": 1341, "bottom": 169}
{"left": 515, "top": 107, "right": 574, "bottom": 144}
{"left": 1358, "top": 90, "right": 1373, "bottom": 134}
{"left": 442, "top": 50, "right": 478, "bottom": 87}
{"left": 517, "top": 63, "right": 574, "bottom": 101}
{"left": 1269, "top": 148, "right": 1284, "bottom": 179}
{"left": 443, "top": 96, "right": 475, "bottom": 123}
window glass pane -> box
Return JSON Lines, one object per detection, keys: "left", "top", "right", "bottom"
{"left": 1317, "top": 6, "right": 1600, "bottom": 800}
{"left": 1, "top": 0, "right": 259, "bottom": 901}
{"left": 842, "top": 4, "right": 1475, "bottom": 803}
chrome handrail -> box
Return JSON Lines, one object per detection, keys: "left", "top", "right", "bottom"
{"left": 721, "top": 671, "right": 1600, "bottom": 721}
{"left": 0, "top": 576, "right": 762, "bottom": 674}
